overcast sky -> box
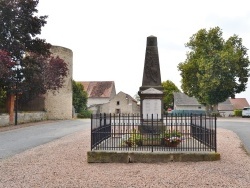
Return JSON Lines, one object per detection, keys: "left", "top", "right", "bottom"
{"left": 37, "top": 0, "right": 250, "bottom": 103}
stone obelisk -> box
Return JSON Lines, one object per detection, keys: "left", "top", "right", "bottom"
{"left": 139, "top": 35, "right": 163, "bottom": 92}
{"left": 138, "top": 36, "right": 164, "bottom": 133}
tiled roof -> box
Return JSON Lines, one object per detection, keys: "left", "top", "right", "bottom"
{"left": 229, "top": 98, "right": 250, "bottom": 110}
{"left": 173, "top": 92, "right": 201, "bottom": 105}
{"left": 78, "top": 81, "right": 115, "bottom": 98}
{"left": 218, "top": 98, "right": 234, "bottom": 111}
{"left": 173, "top": 92, "right": 249, "bottom": 111}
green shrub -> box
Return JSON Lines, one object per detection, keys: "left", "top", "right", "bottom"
{"left": 160, "top": 130, "right": 181, "bottom": 138}
{"left": 77, "top": 110, "right": 92, "bottom": 118}
{"left": 211, "top": 112, "right": 220, "bottom": 117}
{"left": 123, "top": 129, "right": 143, "bottom": 147}
{"left": 234, "top": 109, "right": 242, "bottom": 117}
{"left": 0, "top": 89, "right": 7, "bottom": 110}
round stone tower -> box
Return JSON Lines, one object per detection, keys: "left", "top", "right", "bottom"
{"left": 44, "top": 46, "right": 73, "bottom": 119}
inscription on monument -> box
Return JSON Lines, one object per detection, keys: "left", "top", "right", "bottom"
{"left": 142, "top": 99, "right": 161, "bottom": 119}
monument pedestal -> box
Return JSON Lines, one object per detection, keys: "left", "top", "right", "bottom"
{"left": 139, "top": 120, "right": 164, "bottom": 134}
{"left": 138, "top": 87, "right": 164, "bottom": 134}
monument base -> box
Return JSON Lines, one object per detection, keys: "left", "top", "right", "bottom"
{"left": 139, "top": 120, "right": 165, "bottom": 134}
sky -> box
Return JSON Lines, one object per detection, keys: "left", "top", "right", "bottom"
{"left": 37, "top": 0, "right": 250, "bottom": 103}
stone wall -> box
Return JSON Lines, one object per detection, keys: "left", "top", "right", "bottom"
{"left": 0, "top": 114, "right": 9, "bottom": 126}
{"left": 16, "top": 112, "right": 47, "bottom": 124}
{"left": 0, "top": 112, "right": 47, "bottom": 126}
{"left": 44, "top": 46, "right": 73, "bottom": 119}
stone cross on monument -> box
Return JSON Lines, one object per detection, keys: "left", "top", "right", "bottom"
{"left": 138, "top": 35, "right": 164, "bottom": 133}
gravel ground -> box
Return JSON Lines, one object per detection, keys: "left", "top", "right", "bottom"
{"left": 0, "top": 128, "right": 250, "bottom": 188}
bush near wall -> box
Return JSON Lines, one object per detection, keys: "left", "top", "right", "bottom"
{"left": 234, "top": 109, "right": 242, "bottom": 117}
{"left": 77, "top": 110, "right": 92, "bottom": 119}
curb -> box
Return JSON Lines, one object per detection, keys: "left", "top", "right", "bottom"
{"left": 87, "top": 151, "right": 221, "bottom": 163}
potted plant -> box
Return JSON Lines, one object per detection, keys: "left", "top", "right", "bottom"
{"left": 124, "top": 130, "right": 143, "bottom": 147}
{"left": 161, "top": 130, "right": 182, "bottom": 147}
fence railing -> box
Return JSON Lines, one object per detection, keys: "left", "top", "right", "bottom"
{"left": 90, "top": 113, "right": 217, "bottom": 152}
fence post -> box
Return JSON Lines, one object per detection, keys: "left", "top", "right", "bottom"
{"left": 190, "top": 113, "right": 192, "bottom": 125}
{"left": 91, "top": 114, "right": 93, "bottom": 150}
{"left": 104, "top": 113, "right": 106, "bottom": 126}
{"left": 151, "top": 114, "right": 153, "bottom": 152}
{"left": 214, "top": 114, "right": 217, "bottom": 152}
{"left": 99, "top": 113, "right": 102, "bottom": 127}
{"left": 204, "top": 114, "right": 207, "bottom": 151}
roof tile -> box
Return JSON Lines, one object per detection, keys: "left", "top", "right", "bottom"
{"left": 229, "top": 98, "right": 250, "bottom": 110}
{"left": 78, "top": 81, "right": 114, "bottom": 98}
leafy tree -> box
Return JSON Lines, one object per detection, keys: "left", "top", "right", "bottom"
{"left": 18, "top": 54, "right": 68, "bottom": 103}
{"left": 134, "top": 93, "right": 140, "bottom": 103}
{"left": 178, "top": 27, "right": 250, "bottom": 112}
{"left": 0, "top": 50, "right": 15, "bottom": 89}
{"left": 72, "top": 80, "right": 88, "bottom": 113}
{"left": 0, "top": 89, "right": 7, "bottom": 112}
{"left": 162, "top": 80, "right": 180, "bottom": 110}
{"left": 0, "top": 0, "right": 68, "bottom": 104}
{"left": 0, "top": 0, "right": 51, "bottom": 60}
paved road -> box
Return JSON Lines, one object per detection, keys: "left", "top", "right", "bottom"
{"left": 0, "top": 119, "right": 90, "bottom": 160}
{"left": 217, "top": 117, "right": 250, "bottom": 154}
{"left": 1, "top": 118, "right": 249, "bottom": 160}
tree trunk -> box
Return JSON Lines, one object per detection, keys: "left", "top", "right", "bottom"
{"left": 7, "top": 94, "right": 15, "bottom": 125}
{"left": 205, "top": 105, "right": 212, "bottom": 115}
{"left": 205, "top": 104, "right": 218, "bottom": 116}
{"left": 212, "top": 104, "right": 218, "bottom": 114}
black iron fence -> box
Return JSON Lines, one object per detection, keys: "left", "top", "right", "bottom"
{"left": 90, "top": 113, "right": 217, "bottom": 152}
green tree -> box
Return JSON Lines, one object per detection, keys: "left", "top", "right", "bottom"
{"left": 0, "top": 89, "right": 7, "bottom": 112}
{"left": 0, "top": 0, "right": 51, "bottom": 61}
{"left": 134, "top": 93, "right": 140, "bottom": 103}
{"left": 162, "top": 80, "right": 180, "bottom": 110}
{"left": 72, "top": 80, "right": 88, "bottom": 113}
{"left": 178, "top": 27, "right": 250, "bottom": 112}
{"left": 0, "top": 0, "right": 68, "bottom": 104}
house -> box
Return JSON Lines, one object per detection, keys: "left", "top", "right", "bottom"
{"left": 229, "top": 98, "right": 250, "bottom": 110}
{"left": 218, "top": 98, "right": 250, "bottom": 117}
{"left": 217, "top": 98, "right": 234, "bottom": 117}
{"left": 78, "top": 81, "right": 116, "bottom": 114}
{"left": 173, "top": 92, "right": 249, "bottom": 117}
{"left": 78, "top": 81, "right": 139, "bottom": 114}
{"left": 100, "top": 91, "right": 140, "bottom": 114}
{"left": 173, "top": 92, "right": 205, "bottom": 113}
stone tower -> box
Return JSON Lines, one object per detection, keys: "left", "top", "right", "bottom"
{"left": 44, "top": 46, "right": 73, "bottom": 119}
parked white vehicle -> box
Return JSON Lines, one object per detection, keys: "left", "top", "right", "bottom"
{"left": 242, "top": 107, "right": 250, "bottom": 118}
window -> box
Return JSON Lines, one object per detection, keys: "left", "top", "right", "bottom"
{"left": 117, "top": 101, "right": 120, "bottom": 105}
{"left": 243, "top": 107, "right": 250, "bottom": 110}
{"left": 116, "top": 109, "right": 120, "bottom": 114}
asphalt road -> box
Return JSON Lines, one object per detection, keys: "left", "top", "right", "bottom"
{"left": 0, "top": 117, "right": 249, "bottom": 160}
{"left": 0, "top": 119, "right": 90, "bottom": 160}
{"left": 217, "top": 117, "right": 250, "bottom": 154}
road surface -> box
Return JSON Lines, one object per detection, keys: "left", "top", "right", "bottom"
{"left": 217, "top": 117, "right": 250, "bottom": 154}
{"left": 0, "top": 119, "right": 90, "bottom": 160}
